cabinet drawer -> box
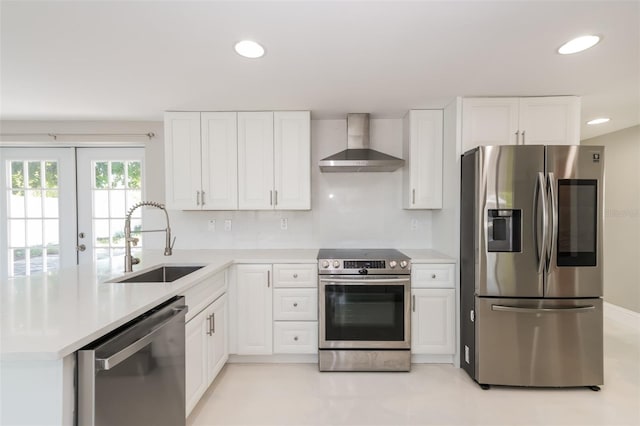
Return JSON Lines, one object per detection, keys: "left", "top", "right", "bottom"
{"left": 412, "top": 264, "right": 455, "bottom": 288}
{"left": 182, "top": 270, "right": 227, "bottom": 322}
{"left": 273, "top": 321, "right": 318, "bottom": 354}
{"left": 273, "top": 288, "right": 317, "bottom": 321}
{"left": 273, "top": 264, "right": 317, "bottom": 288}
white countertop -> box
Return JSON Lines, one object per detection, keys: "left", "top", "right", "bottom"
{"left": 1, "top": 248, "right": 453, "bottom": 361}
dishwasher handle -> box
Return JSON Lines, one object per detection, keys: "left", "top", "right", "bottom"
{"left": 95, "top": 304, "right": 187, "bottom": 371}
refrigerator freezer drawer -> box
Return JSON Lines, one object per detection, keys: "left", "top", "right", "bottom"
{"left": 476, "top": 297, "right": 602, "bottom": 387}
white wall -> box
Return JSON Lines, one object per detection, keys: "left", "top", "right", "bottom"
{"left": 582, "top": 125, "right": 640, "bottom": 313}
{"left": 1, "top": 118, "right": 436, "bottom": 250}
{"left": 164, "top": 118, "right": 434, "bottom": 249}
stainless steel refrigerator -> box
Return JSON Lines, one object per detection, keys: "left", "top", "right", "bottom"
{"left": 460, "top": 145, "right": 604, "bottom": 389}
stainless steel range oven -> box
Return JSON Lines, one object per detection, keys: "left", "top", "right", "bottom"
{"left": 317, "top": 249, "right": 411, "bottom": 372}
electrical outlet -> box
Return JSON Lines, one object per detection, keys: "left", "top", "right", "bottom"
{"left": 280, "top": 218, "right": 288, "bottom": 230}
{"left": 207, "top": 219, "right": 216, "bottom": 232}
{"left": 411, "top": 219, "right": 419, "bottom": 230}
{"left": 224, "top": 219, "right": 232, "bottom": 231}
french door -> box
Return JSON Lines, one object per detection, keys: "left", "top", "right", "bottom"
{"left": 0, "top": 148, "right": 77, "bottom": 277}
{"left": 1, "top": 147, "right": 145, "bottom": 277}
{"left": 76, "top": 148, "right": 145, "bottom": 265}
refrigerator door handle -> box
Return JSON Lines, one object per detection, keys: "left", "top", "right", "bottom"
{"left": 536, "top": 172, "right": 548, "bottom": 274}
{"left": 547, "top": 172, "right": 558, "bottom": 272}
{"left": 491, "top": 305, "right": 596, "bottom": 314}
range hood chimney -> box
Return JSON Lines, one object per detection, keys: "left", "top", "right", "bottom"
{"left": 318, "top": 113, "right": 404, "bottom": 172}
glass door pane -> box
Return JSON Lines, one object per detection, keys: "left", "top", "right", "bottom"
{"left": 76, "top": 148, "right": 144, "bottom": 265}
{"left": 325, "top": 284, "right": 405, "bottom": 341}
{"left": 557, "top": 179, "right": 598, "bottom": 267}
{"left": 1, "top": 148, "right": 76, "bottom": 278}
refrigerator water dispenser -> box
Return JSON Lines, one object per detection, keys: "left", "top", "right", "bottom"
{"left": 487, "top": 209, "right": 521, "bottom": 252}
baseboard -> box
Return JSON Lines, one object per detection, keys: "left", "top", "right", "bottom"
{"left": 228, "top": 354, "right": 318, "bottom": 364}
{"left": 604, "top": 301, "right": 640, "bottom": 327}
{"left": 411, "top": 354, "right": 454, "bottom": 364}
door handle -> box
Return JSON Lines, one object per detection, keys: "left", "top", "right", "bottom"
{"left": 196, "top": 191, "right": 201, "bottom": 206}
{"left": 206, "top": 314, "right": 213, "bottom": 336}
{"left": 521, "top": 130, "right": 526, "bottom": 145}
{"left": 515, "top": 130, "right": 520, "bottom": 144}
{"left": 267, "top": 270, "right": 271, "bottom": 288}
{"left": 270, "top": 190, "right": 273, "bottom": 206}
{"left": 274, "top": 190, "right": 278, "bottom": 206}
{"left": 201, "top": 191, "right": 206, "bottom": 206}
{"left": 547, "top": 172, "right": 557, "bottom": 273}
{"left": 76, "top": 244, "right": 86, "bottom": 252}
{"left": 492, "top": 305, "right": 595, "bottom": 314}
{"left": 535, "top": 172, "right": 548, "bottom": 275}
{"left": 95, "top": 305, "right": 187, "bottom": 371}
{"left": 412, "top": 295, "right": 416, "bottom": 312}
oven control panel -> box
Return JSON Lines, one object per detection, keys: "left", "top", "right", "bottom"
{"left": 318, "top": 258, "right": 411, "bottom": 275}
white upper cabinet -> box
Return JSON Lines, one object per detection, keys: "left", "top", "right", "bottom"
{"left": 165, "top": 110, "right": 310, "bottom": 211}
{"left": 518, "top": 97, "right": 581, "bottom": 145}
{"left": 274, "top": 111, "right": 311, "bottom": 210}
{"left": 238, "top": 112, "right": 275, "bottom": 210}
{"left": 201, "top": 112, "right": 238, "bottom": 210}
{"left": 462, "top": 96, "right": 580, "bottom": 153}
{"left": 403, "top": 110, "right": 444, "bottom": 209}
{"left": 164, "top": 111, "right": 238, "bottom": 210}
{"left": 238, "top": 111, "right": 310, "bottom": 210}
{"left": 164, "top": 112, "right": 202, "bottom": 210}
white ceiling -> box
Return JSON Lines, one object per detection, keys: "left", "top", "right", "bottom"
{"left": 1, "top": 0, "right": 638, "bottom": 140}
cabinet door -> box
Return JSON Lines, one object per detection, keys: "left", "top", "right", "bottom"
{"left": 236, "top": 265, "right": 273, "bottom": 354}
{"left": 238, "top": 112, "right": 275, "bottom": 210}
{"left": 403, "top": 110, "right": 443, "bottom": 209}
{"left": 411, "top": 289, "right": 455, "bottom": 354}
{"left": 519, "top": 97, "right": 580, "bottom": 145}
{"left": 461, "top": 98, "right": 519, "bottom": 152}
{"left": 274, "top": 111, "right": 311, "bottom": 210}
{"left": 207, "top": 294, "right": 228, "bottom": 383}
{"left": 185, "top": 308, "right": 209, "bottom": 416}
{"left": 164, "top": 112, "right": 202, "bottom": 210}
{"left": 201, "top": 112, "right": 238, "bottom": 210}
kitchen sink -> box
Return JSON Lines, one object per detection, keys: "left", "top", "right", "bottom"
{"left": 108, "top": 265, "right": 204, "bottom": 283}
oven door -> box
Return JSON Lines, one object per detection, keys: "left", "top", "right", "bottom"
{"left": 319, "top": 276, "right": 411, "bottom": 349}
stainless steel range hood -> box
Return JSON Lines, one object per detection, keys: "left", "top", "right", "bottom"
{"left": 319, "top": 113, "right": 404, "bottom": 172}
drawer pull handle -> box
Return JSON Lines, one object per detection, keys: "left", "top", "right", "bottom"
{"left": 294, "top": 336, "right": 299, "bottom": 341}
{"left": 293, "top": 302, "right": 298, "bottom": 307}
{"left": 293, "top": 273, "right": 298, "bottom": 278}
{"left": 431, "top": 274, "right": 437, "bottom": 279}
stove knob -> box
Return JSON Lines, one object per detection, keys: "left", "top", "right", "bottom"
{"left": 322, "top": 260, "right": 330, "bottom": 269}
{"left": 333, "top": 260, "right": 340, "bottom": 268}
{"left": 400, "top": 260, "right": 408, "bottom": 269}
{"left": 389, "top": 260, "right": 398, "bottom": 268}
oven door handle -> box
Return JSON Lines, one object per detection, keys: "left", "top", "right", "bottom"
{"left": 320, "top": 278, "right": 410, "bottom": 284}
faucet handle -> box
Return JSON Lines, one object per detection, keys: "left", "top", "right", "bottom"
{"left": 132, "top": 257, "right": 140, "bottom": 265}
{"left": 128, "top": 237, "right": 139, "bottom": 246}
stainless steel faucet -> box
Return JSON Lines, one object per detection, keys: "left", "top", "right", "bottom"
{"left": 124, "top": 201, "right": 175, "bottom": 272}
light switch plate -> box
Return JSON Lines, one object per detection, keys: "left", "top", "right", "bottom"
{"left": 280, "top": 218, "right": 288, "bottom": 230}
{"left": 207, "top": 219, "right": 216, "bottom": 232}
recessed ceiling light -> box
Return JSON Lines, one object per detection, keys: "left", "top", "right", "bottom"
{"left": 587, "top": 117, "right": 610, "bottom": 125}
{"left": 234, "top": 40, "right": 265, "bottom": 59}
{"left": 558, "top": 35, "right": 601, "bottom": 54}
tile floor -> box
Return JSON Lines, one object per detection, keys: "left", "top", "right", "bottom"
{"left": 188, "top": 316, "right": 640, "bottom": 426}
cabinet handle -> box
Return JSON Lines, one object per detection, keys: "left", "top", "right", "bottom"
{"left": 211, "top": 312, "right": 215, "bottom": 334}
{"left": 196, "top": 191, "right": 201, "bottom": 206}
{"left": 431, "top": 274, "right": 437, "bottom": 279}
{"left": 270, "top": 190, "right": 273, "bottom": 206}
{"left": 521, "top": 130, "right": 526, "bottom": 145}
{"left": 412, "top": 189, "right": 416, "bottom": 205}
{"left": 201, "top": 191, "right": 206, "bottom": 206}
{"left": 515, "top": 130, "right": 520, "bottom": 145}
{"left": 412, "top": 295, "right": 416, "bottom": 312}
{"left": 294, "top": 336, "right": 299, "bottom": 342}
{"left": 293, "top": 302, "right": 298, "bottom": 307}
{"left": 267, "top": 270, "right": 271, "bottom": 288}
{"left": 293, "top": 273, "right": 298, "bottom": 279}
{"left": 206, "top": 314, "right": 213, "bottom": 336}
{"left": 274, "top": 190, "right": 278, "bottom": 206}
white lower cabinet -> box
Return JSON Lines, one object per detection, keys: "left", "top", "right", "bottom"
{"left": 236, "top": 264, "right": 273, "bottom": 355}
{"left": 411, "top": 289, "right": 455, "bottom": 354}
{"left": 411, "top": 263, "right": 456, "bottom": 356}
{"left": 185, "top": 294, "right": 228, "bottom": 416}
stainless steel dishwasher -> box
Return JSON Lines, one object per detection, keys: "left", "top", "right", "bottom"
{"left": 78, "top": 296, "right": 187, "bottom": 426}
